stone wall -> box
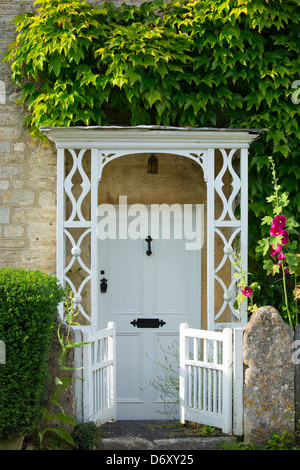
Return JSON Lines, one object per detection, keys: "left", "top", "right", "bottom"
{"left": 243, "top": 306, "right": 295, "bottom": 446}
{"left": 0, "top": 1, "right": 57, "bottom": 274}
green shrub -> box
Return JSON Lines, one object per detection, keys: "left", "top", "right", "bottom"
{"left": 0, "top": 268, "right": 64, "bottom": 439}
{"left": 72, "top": 422, "right": 100, "bottom": 450}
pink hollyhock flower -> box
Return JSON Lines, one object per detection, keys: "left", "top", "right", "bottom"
{"left": 271, "top": 215, "right": 287, "bottom": 229}
{"left": 281, "top": 229, "right": 289, "bottom": 245}
{"left": 284, "top": 268, "right": 290, "bottom": 274}
{"left": 278, "top": 252, "right": 285, "bottom": 260}
{"left": 270, "top": 243, "right": 282, "bottom": 256}
{"left": 270, "top": 226, "right": 283, "bottom": 237}
{"left": 242, "top": 286, "right": 253, "bottom": 297}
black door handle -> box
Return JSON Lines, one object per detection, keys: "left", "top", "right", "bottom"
{"left": 145, "top": 235, "right": 152, "bottom": 256}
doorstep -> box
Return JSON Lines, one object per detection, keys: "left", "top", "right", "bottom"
{"left": 96, "top": 435, "right": 237, "bottom": 450}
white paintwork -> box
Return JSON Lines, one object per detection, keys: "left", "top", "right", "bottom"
{"left": 41, "top": 125, "right": 265, "bottom": 149}
{"left": 42, "top": 125, "right": 266, "bottom": 427}
{"left": 233, "top": 328, "right": 244, "bottom": 436}
{"left": 98, "top": 208, "right": 201, "bottom": 419}
{"left": 179, "top": 323, "right": 233, "bottom": 434}
{"left": 76, "top": 322, "right": 116, "bottom": 424}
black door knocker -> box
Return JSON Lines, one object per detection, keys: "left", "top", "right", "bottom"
{"left": 145, "top": 235, "right": 152, "bottom": 256}
{"left": 100, "top": 277, "right": 108, "bottom": 293}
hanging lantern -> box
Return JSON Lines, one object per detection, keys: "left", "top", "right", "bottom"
{"left": 147, "top": 154, "right": 158, "bottom": 174}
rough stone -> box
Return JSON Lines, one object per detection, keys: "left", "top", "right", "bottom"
{"left": 243, "top": 306, "right": 295, "bottom": 446}
{"left": 0, "top": 206, "right": 10, "bottom": 223}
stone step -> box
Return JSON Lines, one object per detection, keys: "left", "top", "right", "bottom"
{"left": 96, "top": 435, "right": 237, "bottom": 451}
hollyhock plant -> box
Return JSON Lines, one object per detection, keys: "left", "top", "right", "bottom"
{"left": 270, "top": 226, "right": 283, "bottom": 237}
{"left": 270, "top": 243, "right": 282, "bottom": 256}
{"left": 241, "top": 286, "right": 253, "bottom": 297}
{"left": 271, "top": 215, "right": 287, "bottom": 229}
{"left": 254, "top": 157, "right": 299, "bottom": 328}
{"left": 281, "top": 230, "right": 289, "bottom": 245}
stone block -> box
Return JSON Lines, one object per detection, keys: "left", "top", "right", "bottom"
{"left": 243, "top": 306, "right": 295, "bottom": 446}
{"left": 3, "top": 224, "right": 25, "bottom": 237}
{"left": 1, "top": 189, "right": 35, "bottom": 205}
{"left": 0, "top": 141, "right": 10, "bottom": 153}
{"left": 0, "top": 164, "right": 23, "bottom": 178}
{"left": 0, "top": 180, "right": 9, "bottom": 189}
{"left": 0, "top": 206, "right": 9, "bottom": 223}
{"left": 39, "top": 190, "right": 56, "bottom": 207}
{"left": 0, "top": 126, "right": 22, "bottom": 140}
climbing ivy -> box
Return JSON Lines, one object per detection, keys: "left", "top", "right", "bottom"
{"left": 3, "top": 0, "right": 300, "bottom": 308}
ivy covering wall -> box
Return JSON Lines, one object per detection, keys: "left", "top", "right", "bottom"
{"left": 3, "top": 0, "right": 300, "bottom": 309}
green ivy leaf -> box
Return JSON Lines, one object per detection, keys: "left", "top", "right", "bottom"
{"left": 145, "top": 88, "right": 161, "bottom": 107}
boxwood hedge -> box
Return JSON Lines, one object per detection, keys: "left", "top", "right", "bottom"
{"left": 0, "top": 268, "right": 64, "bottom": 439}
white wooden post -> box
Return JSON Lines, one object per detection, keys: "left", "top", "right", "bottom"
{"left": 206, "top": 149, "right": 215, "bottom": 331}
{"left": 239, "top": 148, "right": 249, "bottom": 325}
{"left": 179, "top": 323, "right": 189, "bottom": 424}
{"left": 222, "top": 328, "right": 233, "bottom": 435}
{"left": 56, "top": 148, "right": 66, "bottom": 320}
{"left": 233, "top": 328, "right": 244, "bottom": 435}
{"left": 90, "top": 148, "right": 100, "bottom": 333}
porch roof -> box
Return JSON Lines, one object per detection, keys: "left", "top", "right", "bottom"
{"left": 40, "top": 125, "right": 267, "bottom": 150}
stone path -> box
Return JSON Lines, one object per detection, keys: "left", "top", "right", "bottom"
{"left": 96, "top": 420, "right": 236, "bottom": 450}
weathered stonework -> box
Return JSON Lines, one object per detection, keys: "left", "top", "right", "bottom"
{"left": 243, "top": 306, "right": 295, "bottom": 446}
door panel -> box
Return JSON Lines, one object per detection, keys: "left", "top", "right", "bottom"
{"left": 98, "top": 206, "right": 201, "bottom": 419}
{"left": 116, "top": 333, "right": 142, "bottom": 402}
{"left": 154, "top": 239, "right": 189, "bottom": 315}
{"left": 109, "top": 238, "right": 142, "bottom": 315}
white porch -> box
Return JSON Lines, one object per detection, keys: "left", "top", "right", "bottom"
{"left": 41, "top": 125, "right": 265, "bottom": 428}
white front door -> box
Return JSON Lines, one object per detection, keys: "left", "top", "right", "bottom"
{"left": 98, "top": 205, "right": 201, "bottom": 419}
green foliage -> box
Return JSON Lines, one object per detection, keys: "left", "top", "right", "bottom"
{"left": 3, "top": 0, "right": 299, "bottom": 139}
{"left": 0, "top": 268, "right": 64, "bottom": 439}
{"left": 34, "top": 288, "right": 90, "bottom": 450}
{"left": 72, "top": 421, "right": 100, "bottom": 450}
{"left": 219, "top": 430, "right": 298, "bottom": 450}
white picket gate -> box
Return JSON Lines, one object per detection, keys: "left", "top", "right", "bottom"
{"left": 179, "top": 323, "right": 243, "bottom": 435}
{"left": 74, "top": 322, "right": 116, "bottom": 424}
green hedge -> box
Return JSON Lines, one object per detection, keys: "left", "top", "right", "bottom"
{"left": 0, "top": 268, "right": 64, "bottom": 439}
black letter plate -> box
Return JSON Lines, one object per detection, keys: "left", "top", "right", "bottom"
{"left": 130, "top": 318, "right": 166, "bottom": 328}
